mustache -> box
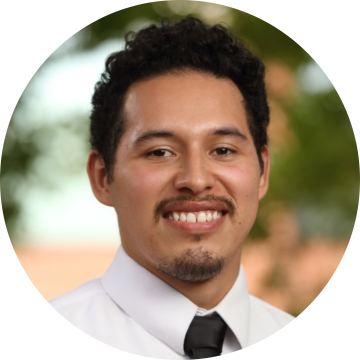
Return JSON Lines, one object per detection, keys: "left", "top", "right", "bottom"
{"left": 154, "top": 194, "right": 236, "bottom": 223}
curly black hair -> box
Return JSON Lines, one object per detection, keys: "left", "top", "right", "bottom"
{"left": 90, "top": 16, "right": 269, "bottom": 181}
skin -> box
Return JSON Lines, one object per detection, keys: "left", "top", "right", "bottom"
{"left": 87, "top": 72, "right": 270, "bottom": 309}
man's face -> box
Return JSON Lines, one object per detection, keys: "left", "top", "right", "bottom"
{"left": 91, "top": 72, "right": 269, "bottom": 283}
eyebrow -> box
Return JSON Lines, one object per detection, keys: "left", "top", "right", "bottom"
{"left": 212, "top": 127, "right": 248, "bottom": 141}
{"left": 133, "top": 130, "right": 175, "bottom": 146}
{"left": 133, "top": 126, "right": 248, "bottom": 147}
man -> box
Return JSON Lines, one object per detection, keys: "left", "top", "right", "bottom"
{"left": 50, "top": 17, "right": 294, "bottom": 358}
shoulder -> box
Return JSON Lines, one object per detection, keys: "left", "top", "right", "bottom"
{"left": 48, "top": 279, "right": 145, "bottom": 350}
{"left": 249, "top": 295, "right": 295, "bottom": 326}
{"left": 50, "top": 279, "right": 106, "bottom": 310}
{"left": 49, "top": 279, "right": 122, "bottom": 327}
{"left": 248, "top": 295, "right": 294, "bottom": 345}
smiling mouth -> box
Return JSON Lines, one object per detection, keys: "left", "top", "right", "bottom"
{"left": 154, "top": 195, "right": 235, "bottom": 227}
{"left": 164, "top": 210, "right": 226, "bottom": 223}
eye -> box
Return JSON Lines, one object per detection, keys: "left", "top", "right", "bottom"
{"left": 146, "top": 149, "right": 173, "bottom": 157}
{"left": 211, "top": 147, "right": 236, "bottom": 156}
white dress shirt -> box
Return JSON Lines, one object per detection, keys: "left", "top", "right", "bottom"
{"left": 50, "top": 246, "right": 294, "bottom": 358}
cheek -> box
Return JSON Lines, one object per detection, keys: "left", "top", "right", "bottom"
{"left": 116, "top": 165, "right": 172, "bottom": 209}
{"left": 217, "top": 164, "right": 261, "bottom": 226}
{"left": 218, "top": 164, "right": 261, "bottom": 199}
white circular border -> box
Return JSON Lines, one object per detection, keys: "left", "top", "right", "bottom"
{"left": 1, "top": 1, "right": 359, "bottom": 359}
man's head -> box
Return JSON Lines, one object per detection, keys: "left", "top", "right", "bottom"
{"left": 87, "top": 17, "right": 270, "bottom": 285}
{"left": 90, "top": 17, "right": 269, "bottom": 181}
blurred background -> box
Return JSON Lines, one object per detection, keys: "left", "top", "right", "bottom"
{"left": 1, "top": 1, "right": 358, "bottom": 317}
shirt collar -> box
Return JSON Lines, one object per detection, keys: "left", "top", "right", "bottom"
{"left": 212, "top": 267, "right": 250, "bottom": 348}
{"left": 101, "top": 246, "right": 250, "bottom": 354}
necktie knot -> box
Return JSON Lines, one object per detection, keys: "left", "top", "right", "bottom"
{"left": 184, "top": 312, "right": 227, "bottom": 359}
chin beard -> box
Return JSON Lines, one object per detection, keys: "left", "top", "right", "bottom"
{"left": 157, "top": 246, "right": 225, "bottom": 284}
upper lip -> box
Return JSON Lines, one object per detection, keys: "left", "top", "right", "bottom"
{"left": 162, "top": 201, "right": 228, "bottom": 215}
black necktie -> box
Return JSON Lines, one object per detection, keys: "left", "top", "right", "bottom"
{"left": 184, "top": 312, "right": 228, "bottom": 359}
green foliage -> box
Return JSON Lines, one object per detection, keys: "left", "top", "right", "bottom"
{"left": 1, "top": 101, "right": 40, "bottom": 241}
{"left": 1, "top": 113, "right": 89, "bottom": 242}
{"left": 79, "top": 3, "right": 162, "bottom": 49}
{"left": 250, "top": 88, "right": 359, "bottom": 239}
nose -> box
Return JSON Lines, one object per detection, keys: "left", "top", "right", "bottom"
{"left": 174, "top": 152, "right": 216, "bottom": 195}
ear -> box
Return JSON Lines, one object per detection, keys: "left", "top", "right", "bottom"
{"left": 87, "top": 150, "right": 114, "bottom": 207}
{"left": 258, "top": 146, "right": 270, "bottom": 200}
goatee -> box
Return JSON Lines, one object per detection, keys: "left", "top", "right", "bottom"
{"left": 157, "top": 246, "right": 225, "bottom": 284}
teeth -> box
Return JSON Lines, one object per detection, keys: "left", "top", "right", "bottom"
{"left": 198, "top": 212, "right": 207, "bottom": 223}
{"left": 168, "top": 210, "right": 223, "bottom": 222}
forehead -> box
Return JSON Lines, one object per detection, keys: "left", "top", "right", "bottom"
{"left": 122, "top": 72, "right": 249, "bottom": 138}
